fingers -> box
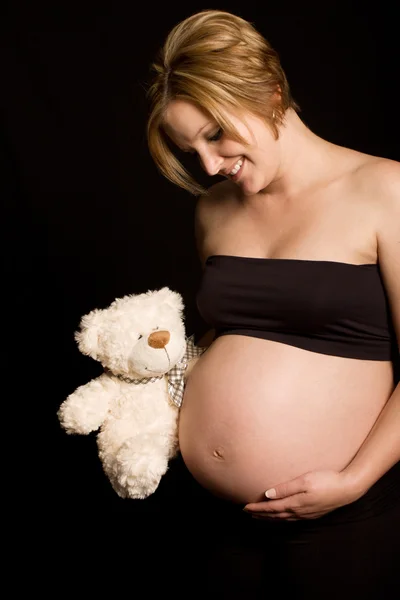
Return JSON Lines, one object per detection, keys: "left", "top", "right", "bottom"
{"left": 265, "top": 474, "right": 309, "bottom": 500}
{"left": 244, "top": 498, "right": 299, "bottom": 513}
{"left": 249, "top": 509, "right": 331, "bottom": 521}
{"left": 251, "top": 512, "right": 296, "bottom": 520}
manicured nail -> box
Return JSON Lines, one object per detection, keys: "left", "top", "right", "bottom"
{"left": 265, "top": 488, "right": 276, "bottom": 498}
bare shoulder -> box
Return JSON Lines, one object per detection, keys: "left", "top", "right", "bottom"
{"left": 194, "top": 180, "right": 239, "bottom": 264}
{"left": 361, "top": 157, "right": 400, "bottom": 345}
{"left": 352, "top": 155, "right": 400, "bottom": 209}
{"left": 361, "top": 156, "right": 400, "bottom": 236}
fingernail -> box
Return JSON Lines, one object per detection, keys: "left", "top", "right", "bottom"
{"left": 265, "top": 488, "right": 276, "bottom": 498}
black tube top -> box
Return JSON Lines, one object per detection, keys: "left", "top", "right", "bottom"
{"left": 196, "top": 255, "right": 399, "bottom": 363}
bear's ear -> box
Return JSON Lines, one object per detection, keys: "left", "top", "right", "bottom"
{"left": 157, "top": 287, "right": 184, "bottom": 313}
{"left": 74, "top": 308, "right": 104, "bottom": 359}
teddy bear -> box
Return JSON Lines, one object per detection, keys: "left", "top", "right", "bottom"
{"left": 57, "top": 287, "right": 206, "bottom": 500}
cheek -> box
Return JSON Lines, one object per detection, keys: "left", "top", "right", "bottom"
{"left": 220, "top": 140, "right": 246, "bottom": 156}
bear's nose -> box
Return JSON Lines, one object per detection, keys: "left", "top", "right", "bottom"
{"left": 148, "top": 330, "right": 170, "bottom": 349}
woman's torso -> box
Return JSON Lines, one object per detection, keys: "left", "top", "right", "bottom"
{"left": 179, "top": 148, "right": 397, "bottom": 504}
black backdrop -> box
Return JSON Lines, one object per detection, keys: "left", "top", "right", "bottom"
{"left": 3, "top": 1, "right": 399, "bottom": 583}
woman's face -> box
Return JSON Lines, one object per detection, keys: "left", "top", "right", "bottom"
{"left": 163, "top": 99, "right": 281, "bottom": 196}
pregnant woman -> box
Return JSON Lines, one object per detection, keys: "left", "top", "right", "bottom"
{"left": 146, "top": 9, "right": 400, "bottom": 598}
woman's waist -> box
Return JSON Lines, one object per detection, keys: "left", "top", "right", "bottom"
{"left": 181, "top": 337, "right": 393, "bottom": 467}
{"left": 180, "top": 386, "right": 387, "bottom": 476}
{"left": 187, "top": 335, "right": 394, "bottom": 404}
{"left": 199, "top": 333, "right": 395, "bottom": 365}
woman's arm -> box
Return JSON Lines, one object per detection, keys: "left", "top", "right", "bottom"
{"left": 344, "top": 160, "right": 400, "bottom": 493}
{"left": 342, "top": 383, "right": 399, "bottom": 496}
{"left": 244, "top": 159, "right": 400, "bottom": 519}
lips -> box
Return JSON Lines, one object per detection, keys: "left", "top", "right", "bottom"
{"left": 223, "top": 157, "right": 243, "bottom": 176}
{"left": 230, "top": 158, "right": 244, "bottom": 181}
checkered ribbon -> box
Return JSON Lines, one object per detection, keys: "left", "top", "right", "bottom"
{"left": 167, "top": 335, "right": 207, "bottom": 408}
{"left": 104, "top": 366, "right": 164, "bottom": 385}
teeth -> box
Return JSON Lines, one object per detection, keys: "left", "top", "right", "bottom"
{"left": 230, "top": 158, "right": 243, "bottom": 176}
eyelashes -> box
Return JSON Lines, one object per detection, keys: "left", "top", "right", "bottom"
{"left": 207, "top": 128, "right": 223, "bottom": 142}
{"left": 187, "top": 128, "right": 223, "bottom": 155}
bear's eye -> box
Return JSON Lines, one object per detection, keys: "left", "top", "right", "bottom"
{"left": 138, "top": 334, "right": 143, "bottom": 339}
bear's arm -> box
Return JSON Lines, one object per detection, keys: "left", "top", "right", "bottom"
{"left": 57, "top": 373, "right": 118, "bottom": 434}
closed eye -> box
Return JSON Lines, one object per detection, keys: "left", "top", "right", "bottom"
{"left": 187, "top": 128, "right": 223, "bottom": 155}
{"left": 207, "top": 128, "right": 223, "bottom": 143}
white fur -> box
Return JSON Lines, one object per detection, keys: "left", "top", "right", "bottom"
{"left": 57, "top": 287, "right": 187, "bottom": 499}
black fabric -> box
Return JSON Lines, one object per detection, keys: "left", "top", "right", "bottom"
{"left": 177, "top": 460, "right": 400, "bottom": 599}
{"left": 197, "top": 255, "right": 398, "bottom": 362}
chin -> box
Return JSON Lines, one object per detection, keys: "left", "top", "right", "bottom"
{"left": 241, "top": 181, "right": 262, "bottom": 196}
{"left": 237, "top": 172, "right": 265, "bottom": 196}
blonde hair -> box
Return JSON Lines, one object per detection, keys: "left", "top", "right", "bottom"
{"left": 146, "top": 9, "right": 300, "bottom": 195}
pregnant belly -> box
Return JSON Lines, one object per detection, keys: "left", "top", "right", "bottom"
{"left": 178, "top": 335, "right": 394, "bottom": 505}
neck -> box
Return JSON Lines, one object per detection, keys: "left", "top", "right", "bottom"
{"left": 263, "top": 109, "right": 340, "bottom": 199}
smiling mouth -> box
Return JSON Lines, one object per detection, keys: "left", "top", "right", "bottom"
{"left": 229, "top": 158, "right": 244, "bottom": 180}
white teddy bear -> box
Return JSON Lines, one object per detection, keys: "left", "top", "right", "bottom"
{"left": 57, "top": 287, "right": 205, "bottom": 500}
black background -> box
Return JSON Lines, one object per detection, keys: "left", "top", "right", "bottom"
{"left": 3, "top": 0, "right": 399, "bottom": 585}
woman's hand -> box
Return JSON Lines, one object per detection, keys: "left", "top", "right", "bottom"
{"left": 243, "top": 469, "right": 364, "bottom": 521}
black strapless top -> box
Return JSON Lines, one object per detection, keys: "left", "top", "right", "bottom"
{"left": 196, "top": 255, "right": 399, "bottom": 364}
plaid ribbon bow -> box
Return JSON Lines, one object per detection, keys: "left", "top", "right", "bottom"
{"left": 167, "top": 335, "right": 207, "bottom": 408}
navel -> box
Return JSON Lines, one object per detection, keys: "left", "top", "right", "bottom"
{"left": 212, "top": 446, "right": 225, "bottom": 460}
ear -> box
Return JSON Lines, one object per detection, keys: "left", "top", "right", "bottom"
{"left": 158, "top": 287, "right": 184, "bottom": 313}
{"left": 74, "top": 308, "right": 105, "bottom": 359}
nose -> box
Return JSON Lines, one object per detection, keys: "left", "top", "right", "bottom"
{"left": 199, "top": 151, "right": 223, "bottom": 176}
{"left": 148, "top": 330, "right": 170, "bottom": 349}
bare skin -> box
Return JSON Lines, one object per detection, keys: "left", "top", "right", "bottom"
{"left": 163, "top": 100, "right": 399, "bottom": 509}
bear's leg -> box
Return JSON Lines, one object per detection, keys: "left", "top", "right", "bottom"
{"left": 113, "top": 436, "right": 170, "bottom": 500}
